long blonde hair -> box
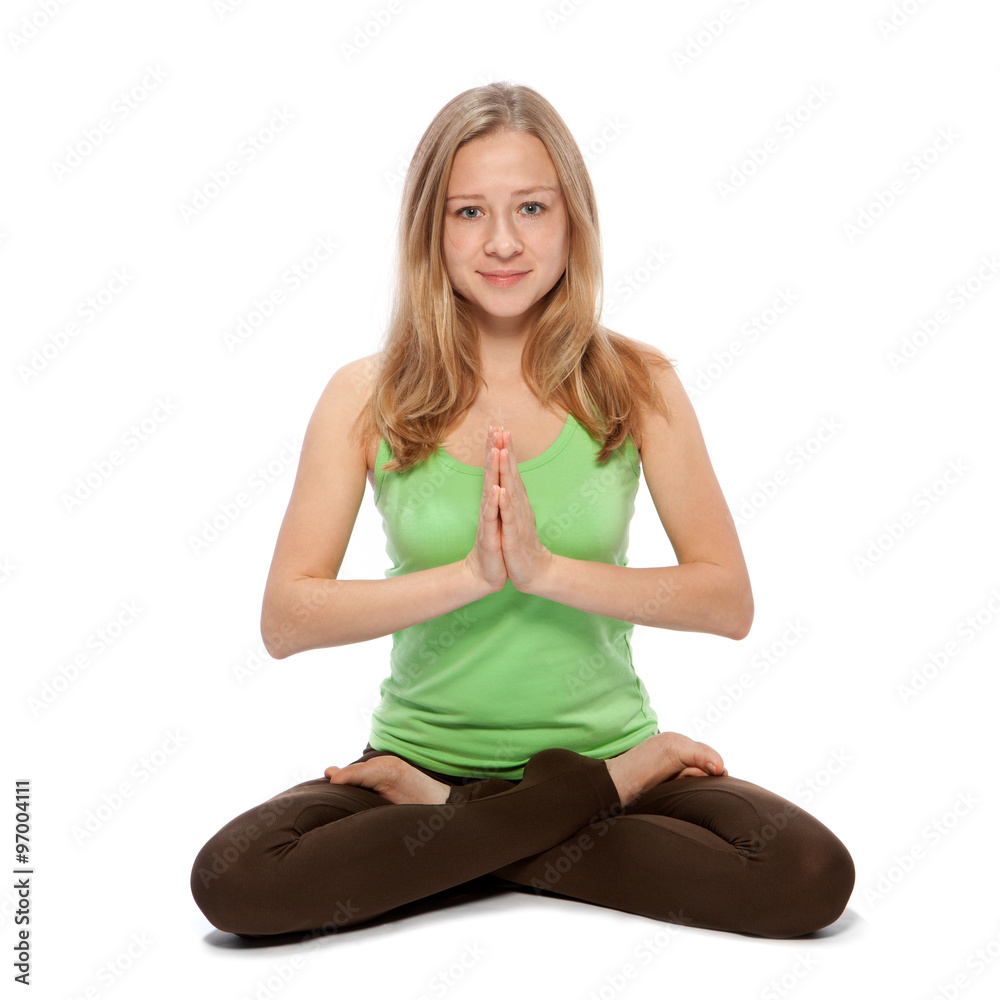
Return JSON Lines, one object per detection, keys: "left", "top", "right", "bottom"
{"left": 352, "top": 81, "right": 674, "bottom": 473}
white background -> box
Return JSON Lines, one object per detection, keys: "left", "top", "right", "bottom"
{"left": 4, "top": 1, "right": 999, "bottom": 998}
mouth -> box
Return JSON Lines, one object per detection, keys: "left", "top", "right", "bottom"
{"left": 479, "top": 270, "right": 530, "bottom": 287}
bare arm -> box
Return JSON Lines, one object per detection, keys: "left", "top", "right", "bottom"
{"left": 259, "top": 358, "right": 492, "bottom": 660}
{"left": 524, "top": 558, "right": 749, "bottom": 639}
{"left": 263, "top": 561, "right": 492, "bottom": 658}
{"left": 524, "top": 346, "right": 753, "bottom": 640}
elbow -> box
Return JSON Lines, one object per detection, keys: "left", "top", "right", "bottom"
{"left": 725, "top": 618, "right": 752, "bottom": 641}
{"left": 723, "top": 584, "right": 754, "bottom": 641}
{"left": 260, "top": 601, "right": 297, "bottom": 661}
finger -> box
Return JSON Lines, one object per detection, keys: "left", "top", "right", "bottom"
{"left": 499, "top": 432, "right": 523, "bottom": 495}
{"left": 481, "top": 446, "right": 500, "bottom": 508}
{"left": 497, "top": 485, "right": 516, "bottom": 524}
{"left": 505, "top": 429, "right": 520, "bottom": 476}
{"left": 489, "top": 441, "right": 501, "bottom": 489}
{"left": 499, "top": 444, "right": 515, "bottom": 494}
{"left": 483, "top": 484, "right": 501, "bottom": 528}
{"left": 485, "top": 424, "right": 496, "bottom": 465}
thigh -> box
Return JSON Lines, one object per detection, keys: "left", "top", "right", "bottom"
{"left": 191, "top": 777, "right": 390, "bottom": 893}
{"left": 623, "top": 773, "right": 791, "bottom": 852}
{"left": 492, "top": 772, "right": 855, "bottom": 938}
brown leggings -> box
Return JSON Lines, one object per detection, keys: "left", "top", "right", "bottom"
{"left": 190, "top": 744, "right": 854, "bottom": 940}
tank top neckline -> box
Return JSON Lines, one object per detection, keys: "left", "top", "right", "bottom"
{"left": 434, "top": 411, "right": 578, "bottom": 476}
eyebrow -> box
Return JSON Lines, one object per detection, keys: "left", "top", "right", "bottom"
{"left": 445, "top": 184, "right": 561, "bottom": 203}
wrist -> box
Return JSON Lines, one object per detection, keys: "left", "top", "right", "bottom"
{"left": 460, "top": 557, "right": 498, "bottom": 601}
{"left": 524, "top": 549, "right": 557, "bottom": 598}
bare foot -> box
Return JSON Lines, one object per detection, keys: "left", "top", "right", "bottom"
{"left": 324, "top": 756, "right": 452, "bottom": 805}
{"left": 604, "top": 732, "right": 729, "bottom": 808}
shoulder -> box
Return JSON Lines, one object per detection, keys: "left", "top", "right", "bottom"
{"left": 617, "top": 337, "right": 684, "bottom": 454}
{"left": 320, "top": 352, "right": 380, "bottom": 419}
{"left": 311, "top": 353, "right": 382, "bottom": 469}
{"left": 338, "top": 351, "right": 380, "bottom": 393}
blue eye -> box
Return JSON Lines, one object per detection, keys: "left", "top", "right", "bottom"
{"left": 453, "top": 202, "right": 546, "bottom": 220}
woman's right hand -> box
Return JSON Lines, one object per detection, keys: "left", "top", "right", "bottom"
{"left": 464, "top": 424, "right": 509, "bottom": 594}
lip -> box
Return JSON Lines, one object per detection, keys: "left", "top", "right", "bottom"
{"left": 479, "top": 270, "right": 530, "bottom": 287}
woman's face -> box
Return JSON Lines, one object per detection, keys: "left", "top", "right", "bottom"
{"left": 442, "top": 130, "right": 570, "bottom": 337}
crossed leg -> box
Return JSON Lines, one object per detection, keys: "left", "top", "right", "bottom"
{"left": 190, "top": 747, "right": 621, "bottom": 937}
{"left": 190, "top": 748, "right": 854, "bottom": 940}
{"left": 489, "top": 773, "right": 856, "bottom": 939}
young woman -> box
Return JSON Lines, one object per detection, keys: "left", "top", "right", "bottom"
{"left": 190, "top": 82, "right": 854, "bottom": 940}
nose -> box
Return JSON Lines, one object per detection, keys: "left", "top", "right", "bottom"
{"left": 484, "top": 212, "right": 522, "bottom": 259}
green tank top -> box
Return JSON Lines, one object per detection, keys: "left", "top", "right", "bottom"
{"left": 368, "top": 408, "right": 659, "bottom": 779}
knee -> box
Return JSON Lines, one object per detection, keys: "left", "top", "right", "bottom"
{"left": 758, "top": 825, "right": 856, "bottom": 938}
{"left": 190, "top": 822, "right": 270, "bottom": 935}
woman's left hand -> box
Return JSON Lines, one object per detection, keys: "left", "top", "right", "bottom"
{"left": 495, "top": 427, "right": 554, "bottom": 593}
